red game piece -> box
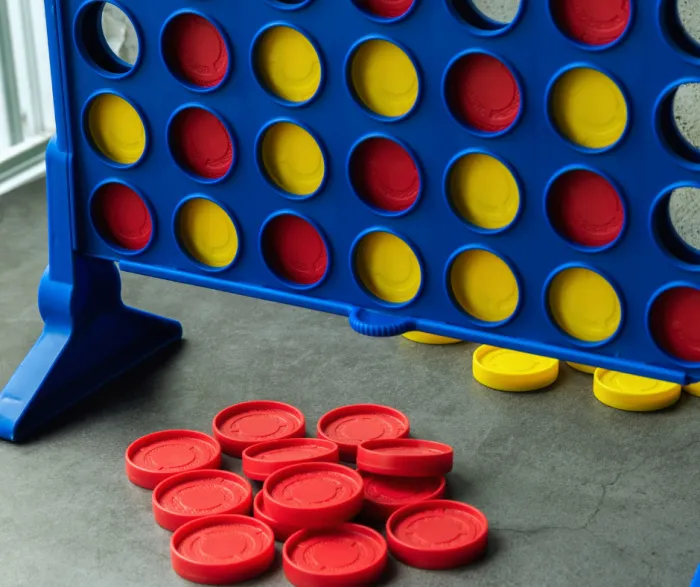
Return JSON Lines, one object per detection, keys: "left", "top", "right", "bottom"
{"left": 317, "top": 404, "right": 410, "bottom": 461}
{"left": 253, "top": 491, "right": 303, "bottom": 542}
{"left": 283, "top": 524, "right": 388, "bottom": 587}
{"left": 243, "top": 438, "right": 340, "bottom": 481}
{"left": 263, "top": 462, "right": 364, "bottom": 528}
{"left": 92, "top": 183, "right": 152, "bottom": 251}
{"left": 357, "top": 439, "right": 454, "bottom": 477}
{"left": 171, "top": 514, "right": 275, "bottom": 584}
{"left": 554, "top": 0, "right": 630, "bottom": 46}
{"left": 356, "top": 0, "right": 414, "bottom": 19}
{"left": 387, "top": 500, "right": 489, "bottom": 570}
{"left": 152, "top": 469, "right": 253, "bottom": 531}
{"left": 213, "top": 400, "right": 306, "bottom": 457}
{"left": 125, "top": 430, "right": 222, "bottom": 490}
{"left": 650, "top": 286, "right": 700, "bottom": 363}
{"left": 361, "top": 472, "right": 446, "bottom": 521}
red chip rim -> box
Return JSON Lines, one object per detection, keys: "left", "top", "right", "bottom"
{"left": 125, "top": 430, "right": 222, "bottom": 490}
{"left": 254, "top": 491, "right": 303, "bottom": 542}
{"left": 361, "top": 472, "right": 447, "bottom": 521}
{"left": 213, "top": 400, "right": 306, "bottom": 457}
{"left": 356, "top": 0, "right": 415, "bottom": 19}
{"left": 92, "top": 183, "right": 153, "bottom": 251}
{"left": 554, "top": 0, "right": 631, "bottom": 47}
{"left": 357, "top": 439, "right": 454, "bottom": 478}
{"left": 153, "top": 469, "right": 253, "bottom": 531}
{"left": 242, "top": 438, "right": 340, "bottom": 481}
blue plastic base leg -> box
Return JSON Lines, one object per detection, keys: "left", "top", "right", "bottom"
{"left": 0, "top": 256, "right": 182, "bottom": 441}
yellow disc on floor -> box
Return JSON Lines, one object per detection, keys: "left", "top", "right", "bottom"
{"left": 550, "top": 67, "right": 627, "bottom": 150}
{"left": 402, "top": 332, "right": 462, "bottom": 345}
{"left": 683, "top": 382, "right": 700, "bottom": 397}
{"left": 593, "top": 369, "right": 681, "bottom": 412}
{"left": 177, "top": 198, "right": 238, "bottom": 268}
{"left": 350, "top": 39, "right": 419, "bottom": 118}
{"left": 255, "top": 26, "right": 321, "bottom": 103}
{"left": 448, "top": 152, "right": 520, "bottom": 230}
{"left": 261, "top": 122, "right": 325, "bottom": 196}
{"left": 567, "top": 362, "right": 597, "bottom": 374}
{"left": 87, "top": 93, "right": 145, "bottom": 165}
{"left": 473, "top": 345, "right": 560, "bottom": 392}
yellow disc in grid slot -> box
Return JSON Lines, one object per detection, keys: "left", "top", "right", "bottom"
{"left": 550, "top": 67, "right": 628, "bottom": 150}
{"left": 402, "top": 332, "right": 462, "bottom": 345}
{"left": 350, "top": 39, "right": 419, "bottom": 118}
{"left": 683, "top": 382, "right": 700, "bottom": 397}
{"left": 450, "top": 249, "right": 519, "bottom": 323}
{"left": 548, "top": 267, "right": 621, "bottom": 342}
{"left": 448, "top": 152, "right": 520, "bottom": 230}
{"left": 594, "top": 369, "right": 681, "bottom": 412}
{"left": 473, "top": 345, "right": 560, "bottom": 392}
{"left": 261, "top": 122, "right": 325, "bottom": 196}
{"left": 567, "top": 362, "right": 597, "bottom": 374}
{"left": 255, "top": 26, "right": 322, "bottom": 103}
{"left": 177, "top": 198, "right": 238, "bottom": 268}
{"left": 87, "top": 93, "right": 145, "bottom": 165}
{"left": 355, "top": 232, "right": 421, "bottom": 304}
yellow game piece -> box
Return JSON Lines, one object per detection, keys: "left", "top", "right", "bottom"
{"left": 402, "top": 332, "right": 462, "bottom": 345}
{"left": 350, "top": 39, "right": 419, "bottom": 118}
{"left": 177, "top": 198, "right": 239, "bottom": 268}
{"left": 87, "top": 93, "right": 145, "bottom": 165}
{"left": 593, "top": 369, "right": 681, "bottom": 412}
{"left": 683, "top": 382, "right": 700, "bottom": 397}
{"left": 473, "top": 345, "right": 560, "bottom": 392}
{"left": 255, "top": 26, "right": 321, "bottom": 103}
{"left": 567, "top": 362, "right": 597, "bottom": 374}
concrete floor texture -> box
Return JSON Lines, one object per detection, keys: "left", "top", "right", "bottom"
{"left": 3, "top": 2, "right": 700, "bottom": 587}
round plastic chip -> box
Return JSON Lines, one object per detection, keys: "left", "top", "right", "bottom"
{"left": 567, "top": 362, "right": 597, "bottom": 374}
{"left": 593, "top": 369, "right": 681, "bottom": 412}
{"left": 243, "top": 438, "right": 339, "bottom": 481}
{"left": 684, "top": 382, "right": 700, "bottom": 397}
{"left": 361, "top": 472, "right": 446, "bottom": 521}
{"left": 357, "top": 439, "right": 453, "bottom": 478}
{"left": 125, "top": 430, "right": 222, "bottom": 490}
{"left": 387, "top": 500, "right": 488, "bottom": 570}
{"left": 253, "top": 491, "right": 302, "bottom": 542}
{"left": 473, "top": 345, "right": 560, "bottom": 392}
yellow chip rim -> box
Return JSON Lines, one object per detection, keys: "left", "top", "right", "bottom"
{"left": 402, "top": 332, "right": 462, "bottom": 345}
{"left": 87, "top": 93, "right": 146, "bottom": 165}
{"left": 593, "top": 369, "right": 681, "bottom": 412}
{"left": 567, "top": 362, "right": 597, "bottom": 374}
{"left": 473, "top": 344, "right": 560, "bottom": 392}
{"left": 177, "top": 198, "right": 239, "bottom": 268}
{"left": 683, "top": 382, "right": 700, "bottom": 397}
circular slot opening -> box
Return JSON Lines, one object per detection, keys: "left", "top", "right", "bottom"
{"left": 258, "top": 121, "right": 326, "bottom": 198}
{"left": 168, "top": 107, "right": 234, "bottom": 182}
{"left": 656, "top": 82, "right": 700, "bottom": 168}
{"left": 76, "top": 1, "right": 140, "bottom": 76}
{"left": 652, "top": 185, "right": 700, "bottom": 266}
{"left": 253, "top": 25, "right": 322, "bottom": 105}
{"left": 649, "top": 286, "right": 700, "bottom": 363}
{"left": 445, "top": 0, "right": 522, "bottom": 34}
{"left": 348, "top": 39, "right": 420, "bottom": 121}
{"left": 547, "top": 266, "right": 622, "bottom": 344}
{"left": 446, "top": 151, "right": 520, "bottom": 232}
{"left": 548, "top": 67, "right": 628, "bottom": 151}
{"left": 444, "top": 52, "right": 521, "bottom": 136}
{"left": 261, "top": 214, "right": 329, "bottom": 287}
{"left": 162, "top": 12, "right": 230, "bottom": 90}
{"left": 349, "top": 136, "right": 421, "bottom": 215}
{"left": 546, "top": 168, "right": 625, "bottom": 249}
{"left": 352, "top": 0, "right": 416, "bottom": 20}
{"left": 353, "top": 231, "right": 422, "bottom": 305}
{"left": 448, "top": 248, "right": 520, "bottom": 324}
{"left": 659, "top": 0, "right": 700, "bottom": 61}
{"left": 91, "top": 182, "right": 152, "bottom": 252}
{"left": 84, "top": 93, "right": 146, "bottom": 166}
{"left": 176, "top": 198, "right": 239, "bottom": 269}
{"left": 267, "top": 0, "right": 313, "bottom": 8}
{"left": 549, "top": 0, "right": 631, "bottom": 48}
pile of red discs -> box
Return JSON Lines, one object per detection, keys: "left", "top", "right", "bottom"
{"left": 125, "top": 401, "right": 489, "bottom": 585}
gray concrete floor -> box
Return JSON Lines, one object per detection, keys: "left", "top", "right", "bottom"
{"left": 2, "top": 183, "right": 700, "bottom": 587}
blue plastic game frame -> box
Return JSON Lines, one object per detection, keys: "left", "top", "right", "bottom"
{"left": 2, "top": 0, "right": 700, "bottom": 441}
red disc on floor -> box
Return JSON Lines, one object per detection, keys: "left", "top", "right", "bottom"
{"left": 163, "top": 13, "right": 229, "bottom": 88}
{"left": 547, "top": 169, "right": 624, "bottom": 248}
{"left": 254, "top": 491, "right": 303, "bottom": 542}
{"left": 171, "top": 514, "right": 275, "bottom": 584}
{"left": 262, "top": 215, "right": 329, "bottom": 286}
{"left": 92, "top": 183, "right": 152, "bottom": 251}
{"left": 447, "top": 53, "right": 521, "bottom": 133}
{"left": 387, "top": 500, "right": 489, "bottom": 570}
{"left": 361, "top": 472, "right": 446, "bottom": 521}
{"left": 357, "top": 439, "right": 454, "bottom": 478}
{"left": 213, "top": 400, "right": 306, "bottom": 457}
{"left": 554, "top": 0, "right": 631, "bottom": 46}
{"left": 243, "top": 438, "right": 340, "bottom": 481}
{"left": 125, "top": 430, "right": 222, "bottom": 490}
{"left": 263, "top": 462, "right": 364, "bottom": 528}
{"left": 650, "top": 286, "right": 700, "bottom": 363}
{"left": 153, "top": 469, "right": 253, "bottom": 531}
{"left": 170, "top": 108, "right": 233, "bottom": 180}
{"left": 317, "top": 404, "right": 410, "bottom": 461}
{"left": 350, "top": 137, "right": 420, "bottom": 213}
{"left": 284, "top": 524, "right": 388, "bottom": 587}
{"left": 356, "top": 0, "right": 415, "bottom": 19}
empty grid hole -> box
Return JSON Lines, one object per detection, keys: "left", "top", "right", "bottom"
{"left": 447, "top": 0, "right": 522, "bottom": 33}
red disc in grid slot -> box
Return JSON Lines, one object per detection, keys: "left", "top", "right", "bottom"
{"left": 92, "top": 183, "right": 152, "bottom": 251}
{"left": 163, "top": 13, "right": 229, "bottom": 88}
{"left": 361, "top": 472, "right": 446, "bottom": 521}
{"left": 554, "top": 0, "right": 631, "bottom": 46}
{"left": 650, "top": 287, "right": 700, "bottom": 363}
{"left": 446, "top": 53, "right": 521, "bottom": 133}
{"left": 547, "top": 169, "right": 624, "bottom": 248}
{"left": 170, "top": 108, "right": 233, "bottom": 180}
{"left": 355, "top": 0, "right": 415, "bottom": 18}
{"left": 350, "top": 137, "right": 420, "bottom": 213}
